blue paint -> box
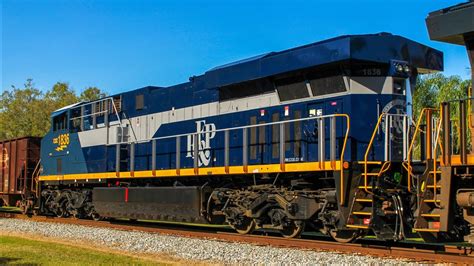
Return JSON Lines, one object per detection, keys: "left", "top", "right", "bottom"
{"left": 39, "top": 34, "right": 442, "bottom": 177}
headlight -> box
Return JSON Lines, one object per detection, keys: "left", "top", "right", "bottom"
{"left": 396, "top": 64, "right": 404, "bottom": 72}
{"left": 403, "top": 65, "right": 410, "bottom": 73}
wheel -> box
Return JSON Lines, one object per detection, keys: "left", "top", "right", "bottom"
{"left": 329, "top": 229, "right": 359, "bottom": 243}
{"left": 231, "top": 217, "right": 256, "bottom": 235}
{"left": 56, "top": 207, "right": 68, "bottom": 218}
{"left": 56, "top": 202, "right": 69, "bottom": 218}
{"left": 91, "top": 212, "right": 102, "bottom": 221}
{"left": 280, "top": 221, "right": 305, "bottom": 238}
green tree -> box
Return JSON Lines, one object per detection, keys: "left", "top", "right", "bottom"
{"left": 80, "top": 87, "right": 107, "bottom": 102}
{"left": 0, "top": 79, "right": 44, "bottom": 139}
{"left": 0, "top": 80, "right": 107, "bottom": 140}
{"left": 44, "top": 82, "right": 79, "bottom": 110}
{"left": 412, "top": 73, "right": 471, "bottom": 155}
{"left": 413, "top": 73, "right": 470, "bottom": 118}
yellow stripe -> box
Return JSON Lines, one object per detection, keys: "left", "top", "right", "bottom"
{"left": 421, "top": 213, "right": 440, "bottom": 218}
{"left": 413, "top": 228, "right": 440, "bottom": 232}
{"left": 346, "top": 224, "right": 369, "bottom": 229}
{"left": 352, "top": 211, "right": 371, "bottom": 216}
{"left": 355, "top": 198, "right": 373, "bottom": 202}
{"left": 39, "top": 161, "right": 341, "bottom": 181}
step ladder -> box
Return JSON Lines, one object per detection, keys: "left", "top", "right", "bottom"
{"left": 346, "top": 161, "right": 383, "bottom": 230}
{"left": 414, "top": 168, "right": 443, "bottom": 233}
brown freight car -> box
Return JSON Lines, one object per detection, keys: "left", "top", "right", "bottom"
{"left": 0, "top": 137, "right": 41, "bottom": 206}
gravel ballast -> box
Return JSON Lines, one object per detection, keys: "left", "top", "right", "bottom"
{"left": 0, "top": 218, "right": 411, "bottom": 264}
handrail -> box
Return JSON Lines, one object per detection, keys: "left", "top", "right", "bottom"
{"left": 109, "top": 113, "right": 351, "bottom": 205}
{"left": 468, "top": 86, "right": 473, "bottom": 129}
{"left": 363, "top": 113, "right": 408, "bottom": 194}
{"left": 363, "top": 113, "right": 385, "bottom": 194}
{"left": 112, "top": 113, "right": 348, "bottom": 146}
{"left": 406, "top": 108, "right": 439, "bottom": 192}
{"left": 69, "top": 97, "right": 122, "bottom": 127}
{"left": 337, "top": 114, "right": 350, "bottom": 205}
{"left": 432, "top": 115, "right": 443, "bottom": 207}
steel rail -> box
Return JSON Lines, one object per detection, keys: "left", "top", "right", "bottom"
{"left": 1, "top": 212, "right": 472, "bottom": 264}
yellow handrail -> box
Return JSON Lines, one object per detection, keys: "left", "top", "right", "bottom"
{"left": 363, "top": 113, "right": 386, "bottom": 194}
{"left": 468, "top": 86, "right": 473, "bottom": 129}
{"left": 432, "top": 116, "right": 443, "bottom": 207}
{"left": 406, "top": 108, "right": 438, "bottom": 192}
{"left": 332, "top": 114, "right": 351, "bottom": 206}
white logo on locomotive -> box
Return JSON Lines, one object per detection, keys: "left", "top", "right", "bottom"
{"left": 186, "top": 120, "right": 216, "bottom": 166}
{"left": 381, "top": 99, "right": 406, "bottom": 141}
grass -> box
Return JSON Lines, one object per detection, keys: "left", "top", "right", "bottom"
{"left": 0, "top": 235, "right": 166, "bottom": 265}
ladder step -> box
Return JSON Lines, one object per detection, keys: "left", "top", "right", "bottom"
{"left": 413, "top": 228, "right": 440, "bottom": 232}
{"left": 352, "top": 211, "right": 371, "bottom": 216}
{"left": 355, "top": 198, "right": 373, "bottom": 203}
{"left": 364, "top": 173, "right": 379, "bottom": 176}
{"left": 429, "top": 170, "right": 440, "bottom": 174}
{"left": 426, "top": 185, "right": 441, "bottom": 189}
{"left": 358, "top": 161, "right": 382, "bottom": 165}
{"left": 358, "top": 186, "right": 374, "bottom": 189}
{"left": 346, "top": 224, "right": 369, "bottom": 229}
{"left": 423, "top": 199, "right": 441, "bottom": 203}
{"left": 421, "top": 213, "right": 441, "bottom": 218}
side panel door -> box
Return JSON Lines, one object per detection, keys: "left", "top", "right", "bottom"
{"left": 248, "top": 111, "right": 269, "bottom": 165}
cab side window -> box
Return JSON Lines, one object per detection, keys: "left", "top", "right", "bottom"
{"left": 53, "top": 113, "right": 68, "bottom": 132}
{"left": 136, "top": 94, "right": 144, "bottom": 110}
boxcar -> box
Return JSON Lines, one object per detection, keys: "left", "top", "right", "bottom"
{"left": 0, "top": 137, "right": 41, "bottom": 206}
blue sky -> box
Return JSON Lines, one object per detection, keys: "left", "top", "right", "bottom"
{"left": 1, "top": 0, "right": 471, "bottom": 95}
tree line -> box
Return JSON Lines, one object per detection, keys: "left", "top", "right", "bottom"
{"left": 0, "top": 74, "right": 471, "bottom": 141}
{"left": 0, "top": 79, "right": 107, "bottom": 140}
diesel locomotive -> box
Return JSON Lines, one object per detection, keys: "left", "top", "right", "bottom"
{"left": 2, "top": 1, "right": 473, "bottom": 244}
{"left": 32, "top": 33, "right": 445, "bottom": 242}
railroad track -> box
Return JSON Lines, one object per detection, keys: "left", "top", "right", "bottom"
{"left": 1, "top": 211, "right": 472, "bottom": 264}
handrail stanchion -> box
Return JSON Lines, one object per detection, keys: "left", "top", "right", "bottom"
{"left": 115, "top": 143, "right": 120, "bottom": 177}
{"left": 460, "top": 100, "right": 467, "bottom": 164}
{"left": 330, "top": 116, "right": 336, "bottom": 169}
{"left": 193, "top": 133, "right": 199, "bottom": 174}
{"left": 384, "top": 115, "right": 390, "bottom": 161}
{"left": 130, "top": 143, "right": 135, "bottom": 177}
{"left": 280, "top": 123, "right": 285, "bottom": 171}
{"left": 176, "top": 136, "right": 181, "bottom": 175}
{"left": 80, "top": 105, "right": 85, "bottom": 131}
{"left": 243, "top": 128, "right": 248, "bottom": 173}
{"left": 224, "top": 130, "right": 230, "bottom": 174}
{"left": 403, "top": 116, "right": 408, "bottom": 160}
{"left": 318, "top": 117, "right": 325, "bottom": 169}
{"left": 152, "top": 139, "right": 156, "bottom": 176}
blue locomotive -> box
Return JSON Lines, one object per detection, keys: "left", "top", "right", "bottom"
{"left": 35, "top": 33, "right": 445, "bottom": 241}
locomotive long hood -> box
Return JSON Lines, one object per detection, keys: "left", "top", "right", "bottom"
{"left": 426, "top": 1, "right": 474, "bottom": 90}
{"left": 203, "top": 33, "right": 443, "bottom": 88}
{"left": 426, "top": 1, "right": 474, "bottom": 45}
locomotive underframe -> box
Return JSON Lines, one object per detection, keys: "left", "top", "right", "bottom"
{"left": 34, "top": 163, "right": 417, "bottom": 242}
